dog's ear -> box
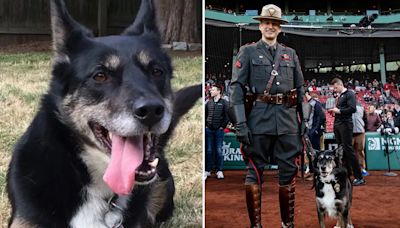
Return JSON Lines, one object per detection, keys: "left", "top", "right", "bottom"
{"left": 172, "top": 84, "right": 202, "bottom": 119}
{"left": 50, "top": 0, "right": 93, "bottom": 61}
{"left": 334, "top": 146, "right": 344, "bottom": 166}
{"left": 334, "top": 146, "right": 344, "bottom": 159}
{"left": 312, "top": 150, "right": 320, "bottom": 168}
{"left": 122, "top": 0, "right": 159, "bottom": 38}
{"left": 157, "top": 84, "right": 202, "bottom": 149}
{"left": 311, "top": 148, "right": 318, "bottom": 162}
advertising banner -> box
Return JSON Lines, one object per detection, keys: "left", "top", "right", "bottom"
{"left": 222, "top": 132, "right": 400, "bottom": 170}
{"left": 365, "top": 132, "right": 400, "bottom": 170}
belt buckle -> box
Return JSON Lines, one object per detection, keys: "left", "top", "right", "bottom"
{"left": 276, "top": 93, "right": 283, "bottom": 104}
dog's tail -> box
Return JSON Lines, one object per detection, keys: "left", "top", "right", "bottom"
{"left": 157, "top": 84, "right": 202, "bottom": 149}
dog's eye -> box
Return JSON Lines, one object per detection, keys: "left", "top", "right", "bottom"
{"left": 93, "top": 73, "right": 108, "bottom": 82}
{"left": 151, "top": 67, "right": 163, "bottom": 77}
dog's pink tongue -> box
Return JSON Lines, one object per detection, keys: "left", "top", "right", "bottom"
{"left": 103, "top": 135, "right": 144, "bottom": 195}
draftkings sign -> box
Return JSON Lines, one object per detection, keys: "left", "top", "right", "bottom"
{"left": 223, "top": 133, "right": 246, "bottom": 169}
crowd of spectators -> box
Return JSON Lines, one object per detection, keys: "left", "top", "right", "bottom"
{"left": 205, "top": 73, "right": 231, "bottom": 102}
{"left": 205, "top": 73, "right": 400, "bottom": 133}
{"left": 205, "top": 4, "right": 396, "bottom": 17}
{"left": 206, "top": 5, "right": 236, "bottom": 15}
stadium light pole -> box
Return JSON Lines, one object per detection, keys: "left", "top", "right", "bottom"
{"left": 379, "top": 43, "right": 387, "bottom": 84}
{"left": 236, "top": 23, "right": 249, "bottom": 47}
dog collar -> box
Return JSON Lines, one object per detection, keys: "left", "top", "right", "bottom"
{"left": 321, "top": 179, "right": 341, "bottom": 193}
{"left": 104, "top": 195, "right": 127, "bottom": 228}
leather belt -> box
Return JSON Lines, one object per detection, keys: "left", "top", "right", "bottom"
{"left": 256, "top": 93, "right": 288, "bottom": 105}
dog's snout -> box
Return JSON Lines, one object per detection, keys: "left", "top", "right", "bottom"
{"left": 134, "top": 99, "right": 165, "bottom": 127}
{"left": 321, "top": 166, "right": 326, "bottom": 171}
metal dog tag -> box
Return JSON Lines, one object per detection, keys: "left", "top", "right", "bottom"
{"left": 104, "top": 210, "right": 123, "bottom": 228}
{"left": 334, "top": 183, "right": 340, "bottom": 193}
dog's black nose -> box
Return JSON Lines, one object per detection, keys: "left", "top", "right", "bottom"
{"left": 134, "top": 100, "right": 165, "bottom": 127}
{"left": 321, "top": 166, "right": 326, "bottom": 171}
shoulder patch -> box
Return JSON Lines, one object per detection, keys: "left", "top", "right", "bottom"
{"left": 235, "top": 60, "right": 242, "bottom": 68}
{"left": 281, "top": 53, "right": 290, "bottom": 61}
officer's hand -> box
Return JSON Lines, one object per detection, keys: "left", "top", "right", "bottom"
{"left": 235, "top": 122, "right": 252, "bottom": 145}
{"left": 300, "top": 121, "right": 308, "bottom": 136}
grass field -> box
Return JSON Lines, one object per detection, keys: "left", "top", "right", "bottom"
{"left": 0, "top": 52, "right": 202, "bottom": 227}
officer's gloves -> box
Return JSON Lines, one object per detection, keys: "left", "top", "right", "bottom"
{"left": 235, "top": 122, "right": 252, "bottom": 145}
{"left": 229, "top": 104, "right": 252, "bottom": 145}
{"left": 301, "top": 102, "right": 312, "bottom": 136}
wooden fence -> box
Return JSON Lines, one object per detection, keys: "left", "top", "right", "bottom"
{"left": 0, "top": 0, "right": 141, "bottom": 36}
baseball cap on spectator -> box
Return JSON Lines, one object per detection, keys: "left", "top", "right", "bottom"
{"left": 383, "top": 83, "right": 391, "bottom": 91}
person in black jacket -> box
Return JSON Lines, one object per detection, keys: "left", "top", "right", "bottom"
{"left": 304, "top": 92, "right": 324, "bottom": 180}
{"left": 306, "top": 91, "right": 324, "bottom": 150}
{"left": 205, "top": 85, "right": 229, "bottom": 180}
{"left": 328, "top": 78, "right": 366, "bottom": 186}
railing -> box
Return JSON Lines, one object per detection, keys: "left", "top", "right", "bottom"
{"left": 205, "top": 9, "right": 400, "bottom": 25}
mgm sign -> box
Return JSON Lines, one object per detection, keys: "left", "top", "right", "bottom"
{"left": 365, "top": 133, "right": 400, "bottom": 170}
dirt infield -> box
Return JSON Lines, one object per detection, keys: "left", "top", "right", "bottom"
{"left": 205, "top": 170, "right": 400, "bottom": 228}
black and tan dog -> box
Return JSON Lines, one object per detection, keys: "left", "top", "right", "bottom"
{"left": 312, "top": 146, "right": 354, "bottom": 228}
{"left": 7, "top": 0, "right": 201, "bottom": 227}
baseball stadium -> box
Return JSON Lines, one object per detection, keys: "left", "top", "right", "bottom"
{"left": 205, "top": 1, "right": 400, "bottom": 227}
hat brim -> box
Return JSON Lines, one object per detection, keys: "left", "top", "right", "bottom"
{"left": 252, "top": 16, "right": 288, "bottom": 24}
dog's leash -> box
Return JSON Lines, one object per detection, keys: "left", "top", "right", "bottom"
{"left": 303, "top": 133, "right": 315, "bottom": 178}
{"left": 303, "top": 134, "right": 314, "bottom": 159}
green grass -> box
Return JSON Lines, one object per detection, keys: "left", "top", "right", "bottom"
{"left": 0, "top": 52, "right": 202, "bottom": 227}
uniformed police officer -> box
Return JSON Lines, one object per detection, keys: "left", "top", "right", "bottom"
{"left": 229, "top": 4, "right": 306, "bottom": 228}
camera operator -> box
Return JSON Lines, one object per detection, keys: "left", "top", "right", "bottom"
{"left": 378, "top": 110, "right": 399, "bottom": 134}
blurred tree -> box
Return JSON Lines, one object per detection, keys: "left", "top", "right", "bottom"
{"left": 156, "top": 0, "right": 201, "bottom": 43}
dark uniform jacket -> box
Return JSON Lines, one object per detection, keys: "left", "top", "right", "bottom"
{"left": 230, "top": 40, "right": 304, "bottom": 135}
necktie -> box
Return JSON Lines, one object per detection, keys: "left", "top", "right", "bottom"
{"left": 269, "top": 46, "right": 275, "bottom": 58}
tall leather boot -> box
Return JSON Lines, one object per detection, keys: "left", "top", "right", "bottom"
{"left": 279, "top": 180, "right": 295, "bottom": 228}
{"left": 246, "top": 184, "right": 262, "bottom": 228}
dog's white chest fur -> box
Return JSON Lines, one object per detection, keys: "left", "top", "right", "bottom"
{"left": 317, "top": 174, "right": 337, "bottom": 218}
{"left": 70, "top": 146, "right": 124, "bottom": 228}
{"left": 70, "top": 188, "right": 110, "bottom": 228}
